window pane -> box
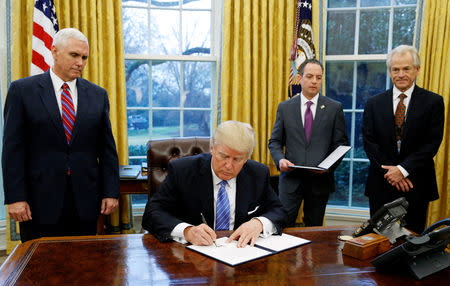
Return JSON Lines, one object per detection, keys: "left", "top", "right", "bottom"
{"left": 329, "top": 161, "right": 350, "bottom": 206}
{"left": 123, "top": 7, "right": 149, "bottom": 54}
{"left": 150, "top": 10, "right": 180, "bottom": 55}
{"left": 183, "top": 110, "right": 211, "bottom": 136}
{"left": 361, "top": 0, "right": 390, "bottom": 7}
{"left": 356, "top": 61, "right": 387, "bottom": 109}
{"left": 183, "top": 0, "right": 211, "bottom": 9}
{"left": 393, "top": 8, "right": 416, "bottom": 47}
{"left": 326, "top": 11, "right": 356, "bottom": 55}
{"left": 326, "top": 62, "right": 353, "bottom": 109}
{"left": 344, "top": 112, "right": 352, "bottom": 159}
{"left": 153, "top": 110, "right": 180, "bottom": 138}
{"left": 394, "top": 0, "right": 417, "bottom": 5}
{"left": 354, "top": 112, "right": 366, "bottom": 159}
{"left": 123, "top": 0, "right": 148, "bottom": 7}
{"left": 151, "top": 0, "right": 179, "bottom": 8}
{"left": 127, "top": 110, "right": 149, "bottom": 156}
{"left": 184, "top": 62, "right": 212, "bottom": 108}
{"left": 182, "top": 11, "right": 211, "bottom": 56}
{"left": 359, "top": 10, "right": 389, "bottom": 54}
{"left": 328, "top": 0, "right": 356, "bottom": 8}
{"left": 152, "top": 61, "right": 181, "bottom": 107}
{"left": 126, "top": 60, "right": 149, "bottom": 107}
{"left": 131, "top": 194, "right": 148, "bottom": 206}
{"left": 352, "top": 161, "right": 370, "bottom": 207}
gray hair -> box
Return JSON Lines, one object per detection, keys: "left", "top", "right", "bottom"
{"left": 387, "top": 45, "right": 420, "bottom": 69}
{"left": 52, "top": 28, "right": 89, "bottom": 48}
{"left": 211, "top": 120, "right": 255, "bottom": 157}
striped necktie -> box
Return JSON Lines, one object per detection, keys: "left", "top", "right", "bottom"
{"left": 215, "top": 180, "right": 230, "bottom": 230}
{"left": 61, "top": 83, "right": 75, "bottom": 144}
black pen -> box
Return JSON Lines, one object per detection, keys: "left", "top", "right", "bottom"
{"left": 200, "top": 212, "right": 218, "bottom": 247}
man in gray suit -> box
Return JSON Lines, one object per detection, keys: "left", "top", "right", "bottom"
{"left": 269, "top": 59, "right": 348, "bottom": 227}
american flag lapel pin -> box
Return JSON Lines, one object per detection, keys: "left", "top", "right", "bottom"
{"left": 320, "top": 105, "right": 325, "bottom": 109}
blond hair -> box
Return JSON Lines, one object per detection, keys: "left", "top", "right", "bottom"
{"left": 211, "top": 120, "right": 255, "bottom": 157}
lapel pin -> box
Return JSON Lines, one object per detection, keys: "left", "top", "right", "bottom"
{"left": 320, "top": 105, "right": 325, "bottom": 109}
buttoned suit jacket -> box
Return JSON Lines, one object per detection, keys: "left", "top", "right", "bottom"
{"left": 362, "top": 85, "right": 444, "bottom": 203}
{"left": 2, "top": 71, "right": 120, "bottom": 224}
{"left": 268, "top": 95, "right": 348, "bottom": 195}
{"left": 142, "top": 153, "right": 286, "bottom": 242}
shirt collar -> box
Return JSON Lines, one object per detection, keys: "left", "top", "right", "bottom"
{"left": 50, "top": 67, "right": 77, "bottom": 92}
{"left": 393, "top": 83, "right": 415, "bottom": 100}
{"left": 300, "top": 92, "right": 319, "bottom": 106}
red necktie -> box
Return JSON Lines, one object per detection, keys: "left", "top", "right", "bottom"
{"left": 394, "top": 93, "right": 406, "bottom": 141}
{"left": 61, "top": 83, "right": 75, "bottom": 143}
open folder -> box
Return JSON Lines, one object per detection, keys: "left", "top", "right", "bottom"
{"left": 186, "top": 233, "right": 310, "bottom": 266}
{"left": 289, "top": 145, "right": 351, "bottom": 171}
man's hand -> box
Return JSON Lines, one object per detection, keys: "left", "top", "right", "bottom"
{"left": 184, "top": 224, "right": 217, "bottom": 246}
{"left": 382, "top": 165, "right": 404, "bottom": 185}
{"left": 226, "top": 218, "right": 263, "bottom": 248}
{"left": 394, "top": 178, "right": 414, "bottom": 192}
{"left": 8, "top": 201, "right": 32, "bottom": 222}
{"left": 279, "top": 159, "right": 294, "bottom": 172}
{"left": 100, "top": 198, "right": 119, "bottom": 214}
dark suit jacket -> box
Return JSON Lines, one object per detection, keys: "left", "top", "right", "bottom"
{"left": 362, "top": 85, "right": 444, "bottom": 202}
{"left": 142, "top": 153, "right": 286, "bottom": 242}
{"left": 2, "top": 71, "right": 120, "bottom": 224}
{"left": 268, "top": 95, "right": 348, "bottom": 195}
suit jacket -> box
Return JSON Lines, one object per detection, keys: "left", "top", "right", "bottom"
{"left": 142, "top": 153, "right": 286, "bottom": 242}
{"left": 268, "top": 95, "right": 348, "bottom": 194}
{"left": 2, "top": 71, "right": 120, "bottom": 224}
{"left": 362, "top": 85, "right": 444, "bottom": 202}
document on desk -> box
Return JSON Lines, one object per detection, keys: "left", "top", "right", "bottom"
{"left": 290, "top": 145, "right": 351, "bottom": 171}
{"left": 186, "top": 234, "right": 311, "bottom": 266}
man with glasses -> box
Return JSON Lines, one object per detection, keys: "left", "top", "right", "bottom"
{"left": 142, "top": 120, "right": 286, "bottom": 247}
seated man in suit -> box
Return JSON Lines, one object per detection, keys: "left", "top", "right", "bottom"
{"left": 142, "top": 120, "right": 286, "bottom": 247}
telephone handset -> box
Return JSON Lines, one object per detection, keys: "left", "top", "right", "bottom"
{"left": 371, "top": 218, "right": 450, "bottom": 280}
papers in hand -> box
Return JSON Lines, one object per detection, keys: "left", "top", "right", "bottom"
{"left": 186, "top": 234, "right": 310, "bottom": 266}
{"left": 289, "top": 145, "right": 351, "bottom": 171}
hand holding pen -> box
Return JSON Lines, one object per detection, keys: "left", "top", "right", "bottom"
{"left": 201, "top": 213, "right": 218, "bottom": 247}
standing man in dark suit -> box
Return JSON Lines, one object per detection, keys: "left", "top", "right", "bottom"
{"left": 269, "top": 59, "right": 348, "bottom": 227}
{"left": 362, "top": 45, "right": 444, "bottom": 234}
{"left": 2, "top": 28, "right": 120, "bottom": 242}
{"left": 142, "top": 120, "right": 286, "bottom": 247}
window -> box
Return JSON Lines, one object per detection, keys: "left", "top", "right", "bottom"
{"left": 122, "top": 0, "right": 220, "bottom": 206}
{"left": 324, "top": 0, "right": 420, "bottom": 208}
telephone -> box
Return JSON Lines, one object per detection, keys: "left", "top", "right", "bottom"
{"left": 353, "top": 197, "right": 409, "bottom": 241}
{"left": 371, "top": 218, "right": 450, "bottom": 280}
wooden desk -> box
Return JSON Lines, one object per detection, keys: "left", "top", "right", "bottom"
{"left": 1, "top": 226, "right": 446, "bottom": 285}
{"left": 120, "top": 174, "right": 148, "bottom": 195}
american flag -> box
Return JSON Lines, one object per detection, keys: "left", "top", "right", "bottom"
{"left": 289, "top": 0, "right": 316, "bottom": 96}
{"left": 31, "top": 0, "right": 59, "bottom": 75}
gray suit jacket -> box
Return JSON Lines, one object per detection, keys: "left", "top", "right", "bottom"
{"left": 268, "top": 95, "right": 348, "bottom": 194}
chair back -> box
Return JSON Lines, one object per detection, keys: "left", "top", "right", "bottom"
{"left": 146, "top": 137, "right": 210, "bottom": 196}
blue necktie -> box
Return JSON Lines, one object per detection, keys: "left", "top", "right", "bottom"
{"left": 215, "top": 180, "right": 230, "bottom": 230}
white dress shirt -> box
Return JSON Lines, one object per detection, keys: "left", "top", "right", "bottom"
{"left": 300, "top": 92, "right": 319, "bottom": 126}
{"left": 50, "top": 68, "right": 78, "bottom": 116}
{"left": 392, "top": 84, "right": 414, "bottom": 178}
{"left": 170, "top": 163, "right": 276, "bottom": 243}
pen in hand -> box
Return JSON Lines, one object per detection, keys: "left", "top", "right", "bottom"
{"left": 200, "top": 212, "right": 218, "bottom": 247}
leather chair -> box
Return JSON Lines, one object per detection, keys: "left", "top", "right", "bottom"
{"left": 146, "top": 137, "right": 210, "bottom": 197}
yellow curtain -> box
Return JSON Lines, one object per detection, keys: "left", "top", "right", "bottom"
{"left": 221, "top": 0, "right": 319, "bottom": 173}
{"left": 8, "top": 0, "right": 129, "bottom": 252}
{"left": 416, "top": 0, "right": 450, "bottom": 225}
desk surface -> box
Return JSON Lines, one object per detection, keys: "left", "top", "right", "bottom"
{"left": 0, "top": 226, "right": 446, "bottom": 285}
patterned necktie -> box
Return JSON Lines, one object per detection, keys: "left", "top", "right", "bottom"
{"left": 394, "top": 93, "right": 407, "bottom": 141}
{"left": 61, "top": 83, "right": 75, "bottom": 143}
{"left": 215, "top": 180, "right": 230, "bottom": 230}
{"left": 304, "top": 101, "right": 313, "bottom": 142}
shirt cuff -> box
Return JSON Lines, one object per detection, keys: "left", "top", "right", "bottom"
{"left": 170, "top": 222, "right": 193, "bottom": 244}
{"left": 397, "top": 165, "right": 409, "bottom": 178}
{"left": 255, "top": 216, "right": 276, "bottom": 238}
